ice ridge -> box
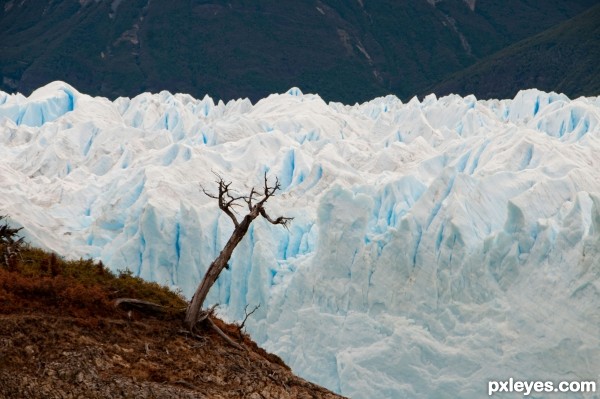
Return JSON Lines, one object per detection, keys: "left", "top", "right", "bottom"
{"left": 1, "top": 83, "right": 599, "bottom": 398}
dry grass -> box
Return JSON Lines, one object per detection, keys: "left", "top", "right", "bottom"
{"left": 0, "top": 245, "right": 187, "bottom": 319}
{"left": 0, "top": 241, "right": 343, "bottom": 398}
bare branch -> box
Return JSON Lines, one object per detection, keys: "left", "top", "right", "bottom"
{"left": 238, "top": 304, "right": 260, "bottom": 333}
{"left": 259, "top": 208, "right": 293, "bottom": 229}
{"left": 207, "top": 317, "right": 245, "bottom": 351}
{"left": 245, "top": 188, "right": 257, "bottom": 210}
{"left": 188, "top": 303, "right": 219, "bottom": 331}
{"left": 224, "top": 190, "right": 245, "bottom": 210}
{"left": 254, "top": 173, "right": 282, "bottom": 209}
{"left": 200, "top": 185, "right": 219, "bottom": 200}
{"left": 264, "top": 172, "right": 270, "bottom": 197}
{"left": 220, "top": 207, "right": 240, "bottom": 227}
{"left": 114, "top": 298, "right": 170, "bottom": 314}
{"left": 201, "top": 178, "right": 241, "bottom": 227}
{"left": 265, "top": 174, "right": 281, "bottom": 197}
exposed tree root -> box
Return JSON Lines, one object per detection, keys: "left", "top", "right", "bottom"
{"left": 116, "top": 298, "right": 244, "bottom": 350}
{"left": 207, "top": 316, "right": 245, "bottom": 351}
{"left": 195, "top": 304, "right": 218, "bottom": 325}
{"left": 114, "top": 298, "right": 176, "bottom": 314}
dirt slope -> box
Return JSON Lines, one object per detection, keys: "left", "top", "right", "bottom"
{"left": 0, "top": 246, "right": 345, "bottom": 399}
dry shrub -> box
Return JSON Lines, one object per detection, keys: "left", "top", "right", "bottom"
{"left": 0, "top": 264, "right": 112, "bottom": 317}
{"left": 1, "top": 244, "right": 186, "bottom": 320}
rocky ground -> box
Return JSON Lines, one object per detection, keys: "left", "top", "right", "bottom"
{"left": 0, "top": 244, "right": 345, "bottom": 399}
{"left": 0, "top": 311, "right": 344, "bottom": 399}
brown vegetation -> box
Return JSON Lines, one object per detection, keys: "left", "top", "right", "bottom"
{"left": 0, "top": 244, "right": 344, "bottom": 398}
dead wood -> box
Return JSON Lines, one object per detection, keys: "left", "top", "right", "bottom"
{"left": 237, "top": 304, "right": 260, "bottom": 341}
{"left": 207, "top": 317, "right": 245, "bottom": 351}
{"left": 185, "top": 173, "right": 292, "bottom": 330}
{"left": 114, "top": 298, "right": 176, "bottom": 314}
{"left": 114, "top": 175, "right": 290, "bottom": 351}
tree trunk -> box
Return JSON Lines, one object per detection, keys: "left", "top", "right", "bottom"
{"left": 184, "top": 214, "right": 255, "bottom": 329}
{"left": 183, "top": 174, "right": 292, "bottom": 331}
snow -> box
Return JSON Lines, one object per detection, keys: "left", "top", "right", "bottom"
{"left": 1, "top": 82, "right": 600, "bottom": 398}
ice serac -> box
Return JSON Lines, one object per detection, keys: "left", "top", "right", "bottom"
{"left": 0, "top": 81, "right": 78, "bottom": 127}
{"left": 1, "top": 83, "right": 599, "bottom": 398}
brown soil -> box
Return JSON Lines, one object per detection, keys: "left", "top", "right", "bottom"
{"left": 0, "top": 248, "right": 345, "bottom": 399}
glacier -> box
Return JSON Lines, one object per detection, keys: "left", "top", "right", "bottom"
{"left": 1, "top": 81, "right": 599, "bottom": 398}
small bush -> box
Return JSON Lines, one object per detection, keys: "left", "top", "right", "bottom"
{"left": 0, "top": 227, "right": 187, "bottom": 319}
{"left": 0, "top": 215, "right": 187, "bottom": 320}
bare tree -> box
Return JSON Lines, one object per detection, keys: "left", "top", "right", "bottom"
{"left": 184, "top": 173, "right": 292, "bottom": 331}
{"left": 115, "top": 174, "right": 291, "bottom": 347}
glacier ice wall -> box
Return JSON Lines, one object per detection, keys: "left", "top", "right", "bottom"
{"left": 1, "top": 82, "right": 600, "bottom": 398}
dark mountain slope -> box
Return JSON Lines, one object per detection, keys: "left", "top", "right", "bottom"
{"left": 0, "top": 0, "right": 596, "bottom": 103}
{"left": 428, "top": 4, "right": 600, "bottom": 100}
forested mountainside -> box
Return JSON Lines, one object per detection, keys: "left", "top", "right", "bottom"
{"left": 1, "top": 0, "right": 597, "bottom": 103}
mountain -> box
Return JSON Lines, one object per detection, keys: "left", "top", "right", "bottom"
{"left": 1, "top": 82, "right": 599, "bottom": 398}
{"left": 429, "top": 3, "right": 600, "bottom": 100}
{"left": 0, "top": 0, "right": 597, "bottom": 103}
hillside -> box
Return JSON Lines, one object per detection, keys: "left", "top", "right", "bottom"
{"left": 428, "top": 3, "right": 600, "bottom": 100}
{"left": 0, "top": 233, "right": 344, "bottom": 399}
{"left": 0, "top": 0, "right": 596, "bottom": 103}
